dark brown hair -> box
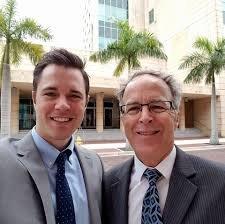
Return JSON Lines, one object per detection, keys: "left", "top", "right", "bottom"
{"left": 33, "top": 48, "right": 90, "bottom": 97}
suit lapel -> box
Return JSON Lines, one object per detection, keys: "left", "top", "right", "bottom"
{"left": 163, "top": 147, "right": 197, "bottom": 224}
{"left": 15, "top": 132, "right": 55, "bottom": 224}
{"left": 110, "top": 158, "right": 133, "bottom": 224}
{"left": 76, "top": 146, "right": 101, "bottom": 224}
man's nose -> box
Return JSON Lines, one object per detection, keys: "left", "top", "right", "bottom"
{"left": 139, "top": 106, "right": 153, "bottom": 123}
{"left": 55, "top": 96, "right": 70, "bottom": 110}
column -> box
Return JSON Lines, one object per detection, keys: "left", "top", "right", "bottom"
{"left": 179, "top": 98, "right": 185, "bottom": 130}
{"left": 96, "top": 92, "right": 104, "bottom": 132}
{"left": 1, "top": 64, "right": 11, "bottom": 136}
{"left": 11, "top": 87, "right": 20, "bottom": 136}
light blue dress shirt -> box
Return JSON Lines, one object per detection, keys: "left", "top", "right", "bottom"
{"left": 32, "top": 128, "right": 90, "bottom": 224}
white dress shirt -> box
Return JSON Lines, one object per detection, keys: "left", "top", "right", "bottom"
{"left": 128, "top": 146, "right": 176, "bottom": 224}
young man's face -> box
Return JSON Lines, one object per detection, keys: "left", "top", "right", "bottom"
{"left": 121, "top": 75, "right": 178, "bottom": 166}
{"left": 32, "top": 64, "right": 87, "bottom": 150}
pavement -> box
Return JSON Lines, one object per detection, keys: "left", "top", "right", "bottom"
{"left": 80, "top": 138, "right": 225, "bottom": 170}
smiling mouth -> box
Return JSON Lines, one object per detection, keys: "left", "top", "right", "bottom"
{"left": 136, "top": 130, "right": 160, "bottom": 135}
{"left": 51, "top": 117, "right": 73, "bottom": 122}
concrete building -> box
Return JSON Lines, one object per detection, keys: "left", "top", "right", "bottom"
{"left": 140, "top": 0, "right": 225, "bottom": 137}
{"left": 2, "top": 0, "right": 225, "bottom": 138}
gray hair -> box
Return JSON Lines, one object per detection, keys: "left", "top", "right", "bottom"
{"left": 117, "top": 70, "right": 182, "bottom": 110}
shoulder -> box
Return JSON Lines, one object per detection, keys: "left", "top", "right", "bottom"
{"left": 0, "top": 136, "right": 20, "bottom": 155}
{"left": 189, "top": 152, "right": 225, "bottom": 174}
{"left": 76, "top": 145, "right": 104, "bottom": 171}
{"left": 77, "top": 145, "right": 101, "bottom": 160}
{"left": 176, "top": 147, "right": 225, "bottom": 180}
{"left": 105, "top": 157, "right": 134, "bottom": 182}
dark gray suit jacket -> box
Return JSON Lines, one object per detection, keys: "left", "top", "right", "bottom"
{"left": 103, "top": 146, "right": 225, "bottom": 224}
{"left": 0, "top": 132, "right": 103, "bottom": 224}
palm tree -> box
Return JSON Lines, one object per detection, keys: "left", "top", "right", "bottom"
{"left": 179, "top": 37, "right": 225, "bottom": 145}
{"left": 90, "top": 20, "right": 167, "bottom": 77}
{"left": 0, "top": 0, "right": 52, "bottom": 136}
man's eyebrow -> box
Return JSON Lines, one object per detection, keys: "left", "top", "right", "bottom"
{"left": 42, "top": 87, "right": 57, "bottom": 91}
{"left": 70, "top": 90, "right": 83, "bottom": 94}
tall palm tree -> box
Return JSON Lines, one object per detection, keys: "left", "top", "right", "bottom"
{"left": 179, "top": 37, "right": 225, "bottom": 145}
{"left": 0, "top": 0, "right": 52, "bottom": 136}
{"left": 90, "top": 21, "right": 167, "bottom": 77}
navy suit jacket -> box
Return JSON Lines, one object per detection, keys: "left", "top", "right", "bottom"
{"left": 103, "top": 146, "right": 225, "bottom": 224}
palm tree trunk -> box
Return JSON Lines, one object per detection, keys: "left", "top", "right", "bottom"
{"left": 1, "top": 63, "right": 11, "bottom": 136}
{"left": 209, "top": 77, "right": 219, "bottom": 144}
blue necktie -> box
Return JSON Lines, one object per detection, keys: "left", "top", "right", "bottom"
{"left": 55, "top": 151, "right": 76, "bottom": 224}
{"left": 141, "top": 168, "right": 163, "bottom": 224}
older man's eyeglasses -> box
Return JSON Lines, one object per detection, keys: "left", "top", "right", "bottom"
{"left": 120, "top": 101, "right": 174, "bottom": 115}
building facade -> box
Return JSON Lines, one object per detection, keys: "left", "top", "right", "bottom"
{"left": 136, "top": 0, "right": 225, "bottom": 137}
{"left": 2, "top": 0, "right": 225, "bottom": 137}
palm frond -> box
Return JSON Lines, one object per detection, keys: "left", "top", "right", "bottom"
{"left": 113, "top": 57, "right": 127, "bottom": 77}
{"left": 13, "top": 18, "right": 52, "bottom": 41}
{"left": 193, "top": 37, "right": 213, "bottom": 55}
{"left": 184, "top": 63, "right": 208, "bottom": 84}
{"left": 179, "top": 52, "right": 207, "bottom": 69}
{"left": 129, "top": 56, "right": 141, "bottom": 70}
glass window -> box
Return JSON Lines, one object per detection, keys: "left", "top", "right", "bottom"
{"left": 99, "top": 0, "right": 104, "bottom": 3}
{"left": 111, "top": 0, "right": 116, "bottom": 7}
{"left": 149, "top": 9, "right": 154, "bottom": 24}
{"left": 99, "top": 37, "right": 105, "bottom": 49}
{"left": 105, "top": 21, "right": 111, "bottom": 28}
{"left": 223, "top": 11, "right": 225, "bottom": 24}
{"left": 99, "top": 26, "right": 104, "bottom": 37}
{"left": 99, "top": 20, "right": 104, "bottom": 26}
{"left": 122, "top": 0, "right": 128, "bottom": 9}
{"left": 112, "top": 28, "right": 117, "bottom": 39}
{"left": 104, "top": 102, "right": 113, "bottom": 107}
{"left": 105, "top": 0, "right": 110, "bottom": 5}
{"left": 19, "top": 99, "right": 35, "bottom": 130}
{"left": 117, "top": 0, "right": 122, "bottom": 8}
{"left": 223, "top": 0, "right": 225, "bottom": 11}
{"left": 112, "top": 22, "right": 117, "bottom": 29}
{"left": 105, "top": 27, "right": 111, "bottom": 38}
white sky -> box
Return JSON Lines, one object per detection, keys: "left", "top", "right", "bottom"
{"left": 1, "top": 0, "right": 84, "bottom": 49}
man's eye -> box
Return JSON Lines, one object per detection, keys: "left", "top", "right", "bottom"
{"left": 150, "top": 104, "right": 167, "bottom": 112}
{"left": 127, "top": 105, "right": 140, "bottom": 112}
{"left": 44, "top": 92, "right": 56, "bottom": 97}
{"left": 70, "top": 94, "right": 82, "bottom": 99}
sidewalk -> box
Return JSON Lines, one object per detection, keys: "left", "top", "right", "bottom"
{"left": 81, "top": 138, "right": 225, "bottom": 157}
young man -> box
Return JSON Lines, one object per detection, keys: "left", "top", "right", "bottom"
{"left": 104, "top": 70, "right": 225, "bottom": 224}
{"left": 0, "top": 49, "right": 103, "bottom": 224}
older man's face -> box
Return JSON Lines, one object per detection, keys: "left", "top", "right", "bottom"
{"left": 121, "top": 75, "right": 178, "bottom": 166}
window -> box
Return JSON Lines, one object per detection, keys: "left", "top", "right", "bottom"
{"left": 111, "top": 0, "right": 116, "bottom": 7}
{"left": 223, "top": 1, "right": 225, "bottom": 24}
{"left": 223, "top": 11, "right": 225, "bottom": 24}
{"left": 149, "top": 9, "right": 154, "bottom": 24}
{"left": 99, "top": 26, "right": 104, "bottom": 37}
{"left": 19, "top": 99, "right": 35, "bottom": 130}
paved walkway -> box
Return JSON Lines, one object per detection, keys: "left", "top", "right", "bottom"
{"left": 80, "top": 138, "right": 225, "bottom": 170}
{"left": 82, "top": 138, "right": 225, "bottom": 155}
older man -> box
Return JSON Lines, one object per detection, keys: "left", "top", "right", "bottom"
{"left": 0, "top": 49, "right": 103, "bottom": 224}
{"left": 103, "top": 70, "right": 225, "bottom": 224}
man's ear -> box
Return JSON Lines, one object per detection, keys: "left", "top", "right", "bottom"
{"left": 32, "top": 91, "right": 36, "bottom": 106}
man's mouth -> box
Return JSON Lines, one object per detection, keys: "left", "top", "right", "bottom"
{"left": 51, "top": 117, "right": 72, "bottom": 122}
{"left": 136, "top": 130, "right": 160, "bottom": 135}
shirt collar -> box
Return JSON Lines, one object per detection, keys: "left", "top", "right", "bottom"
{"left": 133, "top": 146, "right": 176, "bottom": 182}
{"left": 31, "top": 127, "right": 74, "bottom": 169}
